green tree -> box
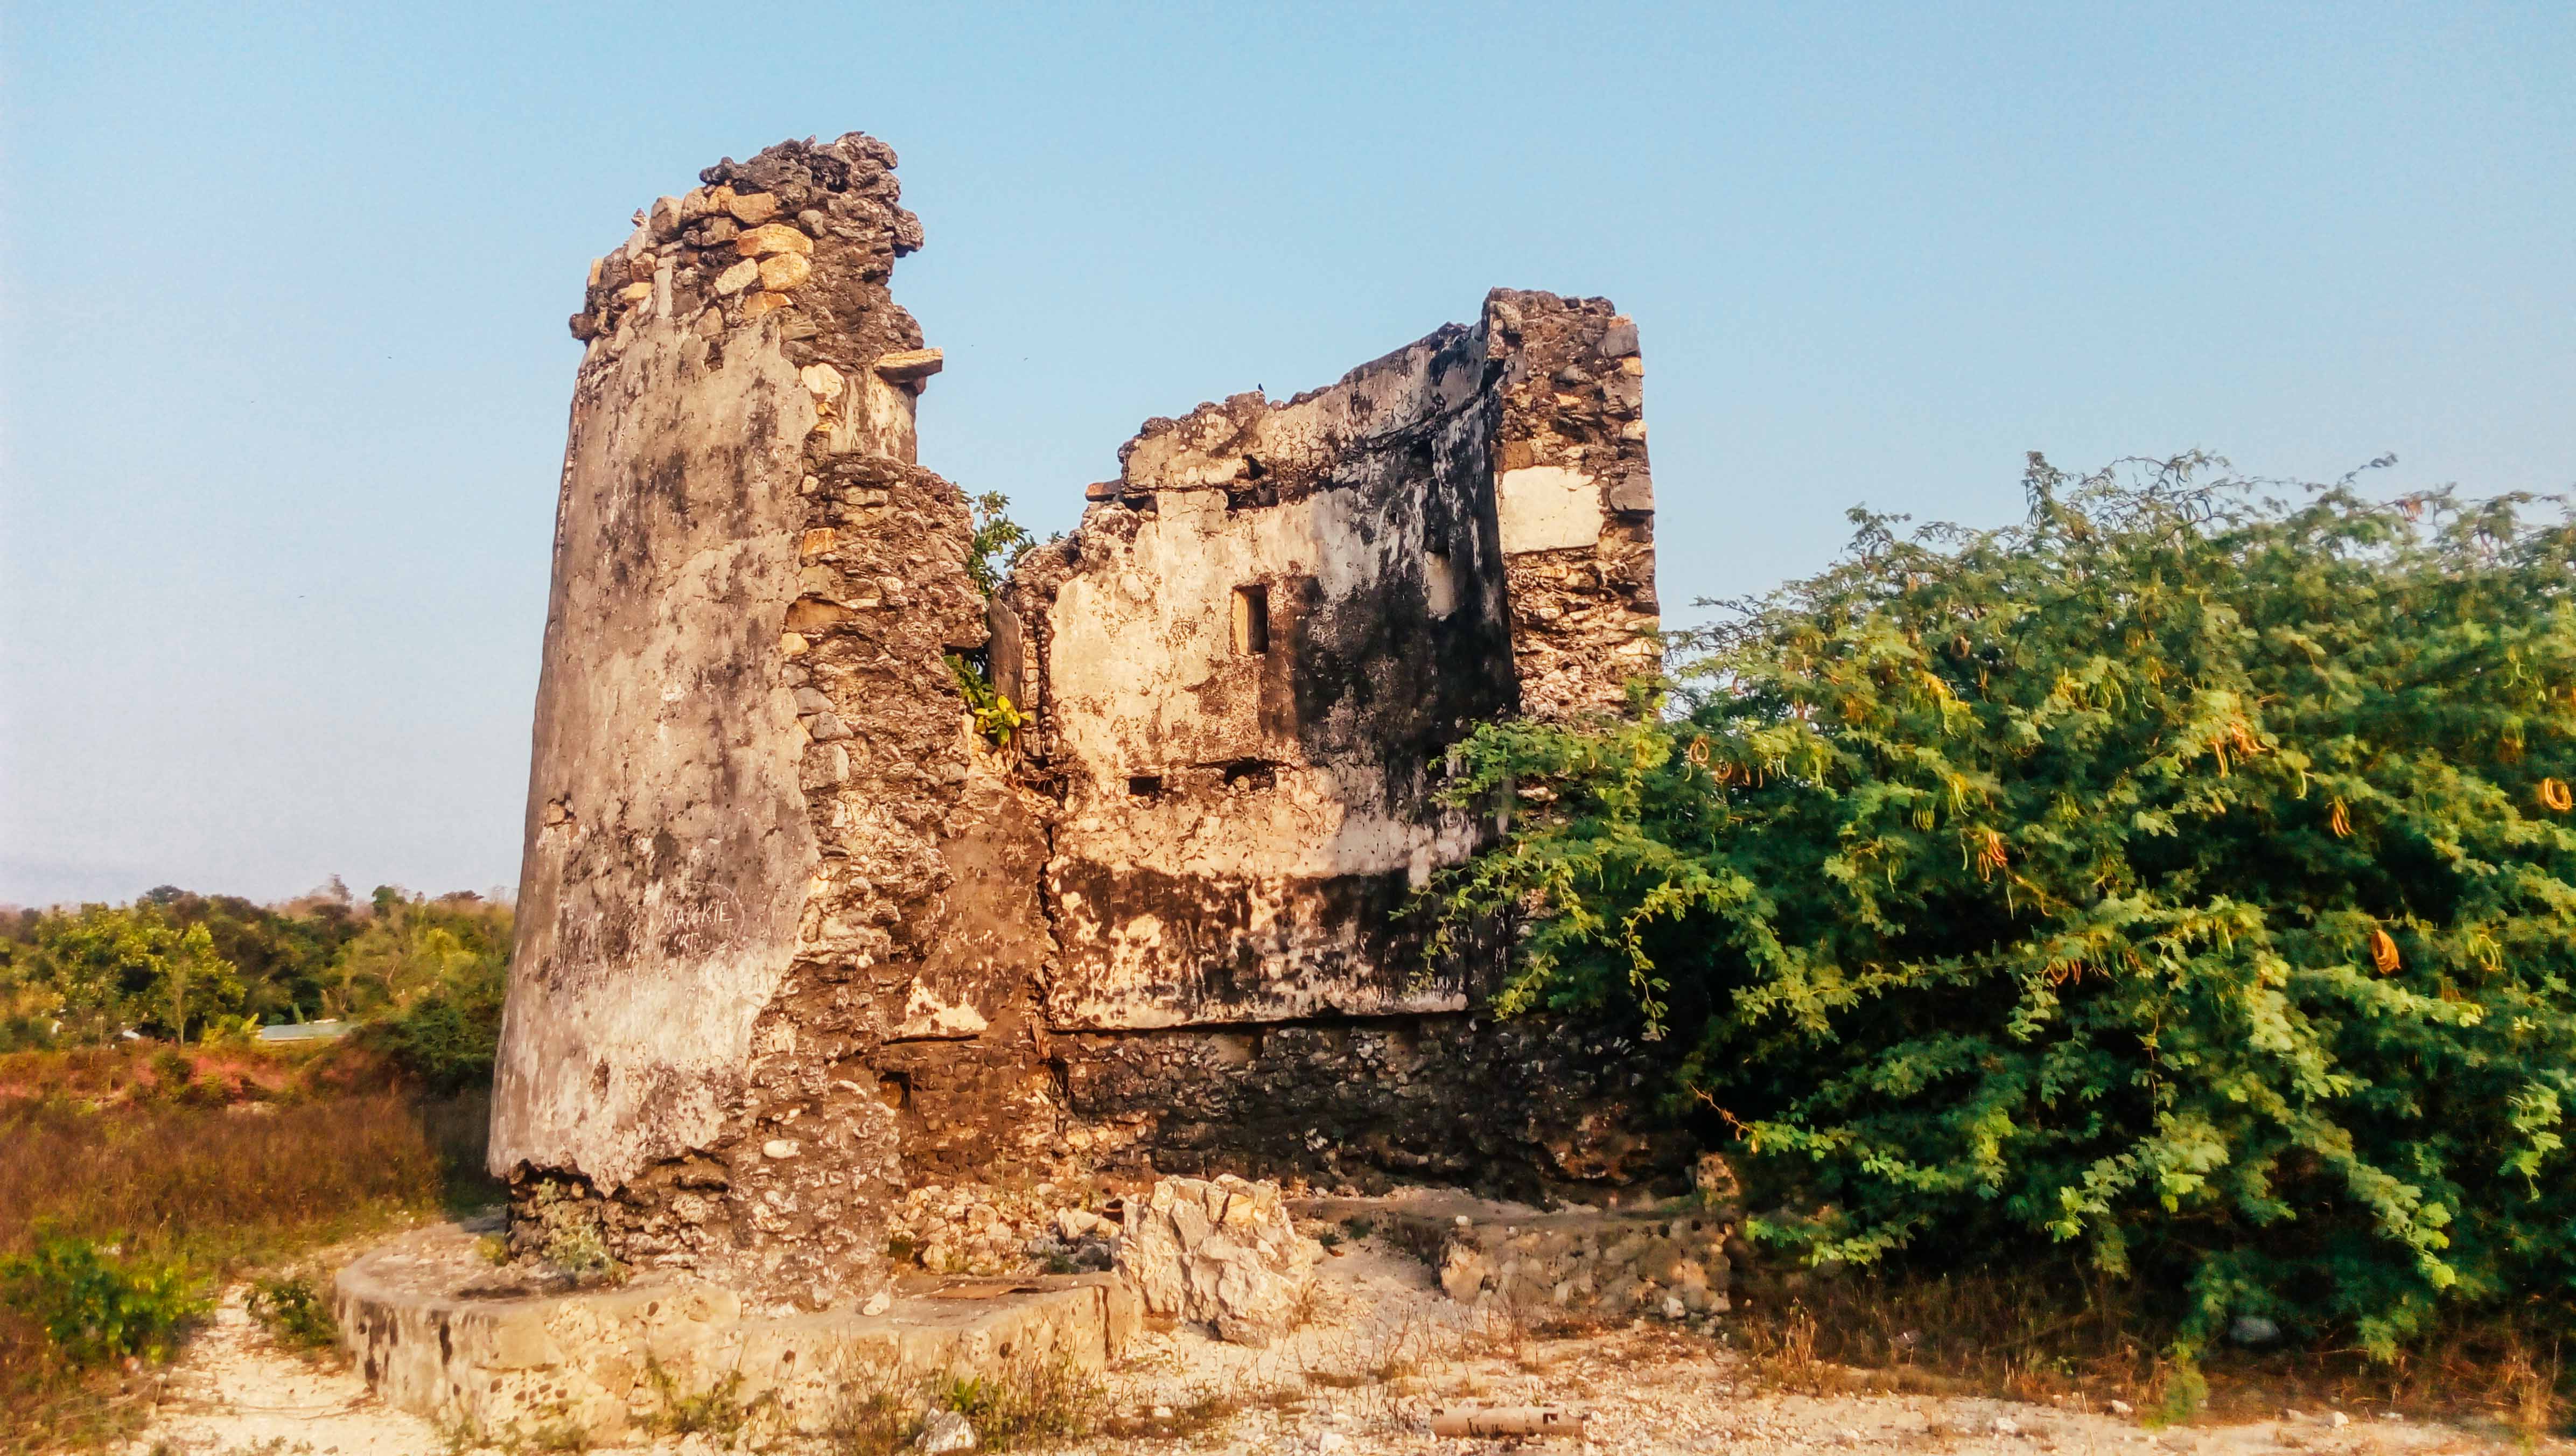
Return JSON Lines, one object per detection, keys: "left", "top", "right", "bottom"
{"left": 148, "top": 887, "right": 348, "bottom": 1025}
{"left": 327, "top": 888, "right": 507, "bottom": 1020}
{"left": 966, "top": 491, "right": 1037, "bottom": 598}
{"left": 21, "top": 905, "right": 244, "bottom": 1044}
{"left": 1433, "top": 456, "right": 2576, "bottom": 1355}
{"left": 331, "top": 889, "right": 512, "bottom": 1088}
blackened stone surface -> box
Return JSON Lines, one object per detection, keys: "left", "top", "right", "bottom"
{"left": 1054, "top": 1015, "right": 1689, "bottom": 1202}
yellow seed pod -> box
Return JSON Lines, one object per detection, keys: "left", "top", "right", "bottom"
{"left": 2369, "top": 928, "right": 2400, "bottom": 975}
{"left": 2541, "top": 778, "right": 2573, "bottom": 813}
{"left": 2328, "top": 798, "right": 2352, "bottom": 837}
{"left": 1980, "top": 829, "right": 2008, "bottom": 872}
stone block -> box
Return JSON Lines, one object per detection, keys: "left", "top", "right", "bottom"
{"left": 1115, "top": 1175, "right": 1318, "bottom": 1347}
{"left": 737, "top": 222, "right": 814, "bottom": 257}
{"left": 758, "top": 251, "right": 811, "bottom": 292}
{"left": 873, "top": 347, "right": 944, "bottom": 383}
{"left": 722, "top": 188, "right": 781, "bottom": 226}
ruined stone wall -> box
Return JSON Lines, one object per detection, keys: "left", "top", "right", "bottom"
{"left": 1002, "top": 327, "right": 1519, "bottom": 1034}
{"left": 492, "top": 134, "right": 1053, "bottom": 1309}
{"left": 1050, "top": 1015, "right": 1682, "bottom": 1201}
{"left": 1007, "top": 292, "right": 1671, "bottom": 1192}
{"left": 1483, "top": 290, "right": 1661, "bottom": 720}
{"left": 492, "top": 130, "right": 1679, "bottom": 1290}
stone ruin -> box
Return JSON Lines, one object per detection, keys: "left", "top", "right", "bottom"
{"left": 487, "top": 131, "right": 1672, "bottom": 1314}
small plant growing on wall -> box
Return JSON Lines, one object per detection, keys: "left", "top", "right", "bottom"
{"left": 948, "top": 653, "right": 1025, "bottom": 748}
{"left": 521, "top": 1181, "right": 624, "bottom": 1284}
{"left": 966, "top": 492, "right": 1037, "bottom": 598}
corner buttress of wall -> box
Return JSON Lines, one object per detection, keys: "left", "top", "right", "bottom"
{"left": 1484, "top": 289, "right": 1661, "bottom": 723}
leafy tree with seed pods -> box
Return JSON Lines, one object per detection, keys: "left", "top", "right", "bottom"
{"left": 1432, "top": 454, "right": 2576, "bottom": 1357}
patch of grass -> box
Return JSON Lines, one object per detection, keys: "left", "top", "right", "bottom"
{"left": 245, "top": 1271, "right": 340, "bottom": 1355}
{"left": 823, "top": 1367, "right": 925, "bottom": 1456}
{"left": 1102, "top": 1392, "right": 1257, "bottom": 1441}
{"left": 935, "top": 1356, "right": 1105, "bottom": 1451}
{"left": 0, "top": 1232, "right": 208, "bottom": 1367}
{"left": 0, "top": 1087, "right": 493, "bottom": 1455}
{"left": 642, "top": 1360, "right": 763, "bottom": 1438}
{"left": 523, "top": 1414, "right": 592, "bottom": 1452}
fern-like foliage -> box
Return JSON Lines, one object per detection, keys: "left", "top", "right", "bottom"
{"left": 1430, "top": 454, "right": 2576, "bottom": 1357}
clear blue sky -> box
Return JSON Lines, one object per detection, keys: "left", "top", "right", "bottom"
{"left": 3, "top": 3, "right": 2570, "bottom": 906}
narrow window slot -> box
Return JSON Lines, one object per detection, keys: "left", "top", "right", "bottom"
{"left": 1231, "top": 584, "right": 1271, "bottom": 656}
{"left": 1424, "top": 547, "right": 1458, "bottom": 618}
{"left": 1128, "top": 775, "right": 1164, "bottom": 797}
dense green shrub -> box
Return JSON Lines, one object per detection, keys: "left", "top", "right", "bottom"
{"left": 1433, "top": 457, "right": 2576, "bottom": 1355}
{"left": 0, "top": 1233, "right": 207, "bottom": 1368}
{"left": 244, "top": 1272, "right": 339, "bottom": 1353}
{"left": 370, "top": 977, "right": 503, "bottom": 1092}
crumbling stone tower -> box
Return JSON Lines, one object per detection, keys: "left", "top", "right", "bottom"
{"left": 489, "top": 134, "right": 1052, "bottom": 1310}
{"left": 491, "top": 132, "right": 1666, "bottom": 1308}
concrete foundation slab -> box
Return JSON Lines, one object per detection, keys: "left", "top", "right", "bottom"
{"left": 334, "top": 1217, "right": 1136, "bottom": 1440}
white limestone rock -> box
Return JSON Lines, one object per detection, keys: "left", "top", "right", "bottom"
{"left": 1112, "top": 1174, "right": 1318, "bottom": 1347}
{"left": 916, "top": 1408, "right": 976, "bottom": 1452}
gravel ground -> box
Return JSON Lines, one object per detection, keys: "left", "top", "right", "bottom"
{"left": 122, "top": 1239, "right": 2567, "bottom": 1456}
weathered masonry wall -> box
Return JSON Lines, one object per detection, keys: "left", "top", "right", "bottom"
{"left": 1003, "top": 294, "right": 1658, "bottom": 1039}
{"left": 1050, "top": 1015, "right": 1684, "bottom": 1199}
{"left": 1000, "top": 289, "right": 1670, "bottom": 1192}
{"left": 1482, "top": 290, "right": 1662, "bottom": 720}
{"left": 493, "top": 134, "right": 1053, "bottom": 1310}
{"left": 1002, "top": 327, "right": 1518, "bottom": 1032}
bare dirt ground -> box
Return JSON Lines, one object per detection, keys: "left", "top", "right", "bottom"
{"left": 123, "top": 1240, "right": 2567, "bottom": 1456}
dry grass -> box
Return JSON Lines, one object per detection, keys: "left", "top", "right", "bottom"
{"left": 1732, "top": 1263, "right": 2571, "bottom": 1438}
{"left": 934, "top": 1355, "right": 1109, "bottom": 1451}
{"left": 0, "top": 1050, "right": 498, "bottom": 1454}
{"left": 822, "top": 1367, "right": 925, "bottom": 1456}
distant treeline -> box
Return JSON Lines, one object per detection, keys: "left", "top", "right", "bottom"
{"left": 0, "top": 880, "right": 510, "bottom": 1090}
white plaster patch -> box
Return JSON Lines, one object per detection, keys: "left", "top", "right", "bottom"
{"left": 1496, "top": 466, "right": 1601, "bottom": 554}
{"left": 893, "top": 979, "right": 992, "bottom": 1040}
{"left": 489, "top": 310, "right": 823, "bottom": 1193}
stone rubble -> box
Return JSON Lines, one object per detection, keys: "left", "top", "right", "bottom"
{"left": 883, "top": 1180, "right": 1118, "bottom": 1277}
{"left": 1114, "top": 1175, "right": 1322, "bottom": 1347}
{"left": 1298, "top": 1186, "right": 1740, "bottom": 1326}
{"left": 914, "top": 1408, "right": 976, "bottom": 1452}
